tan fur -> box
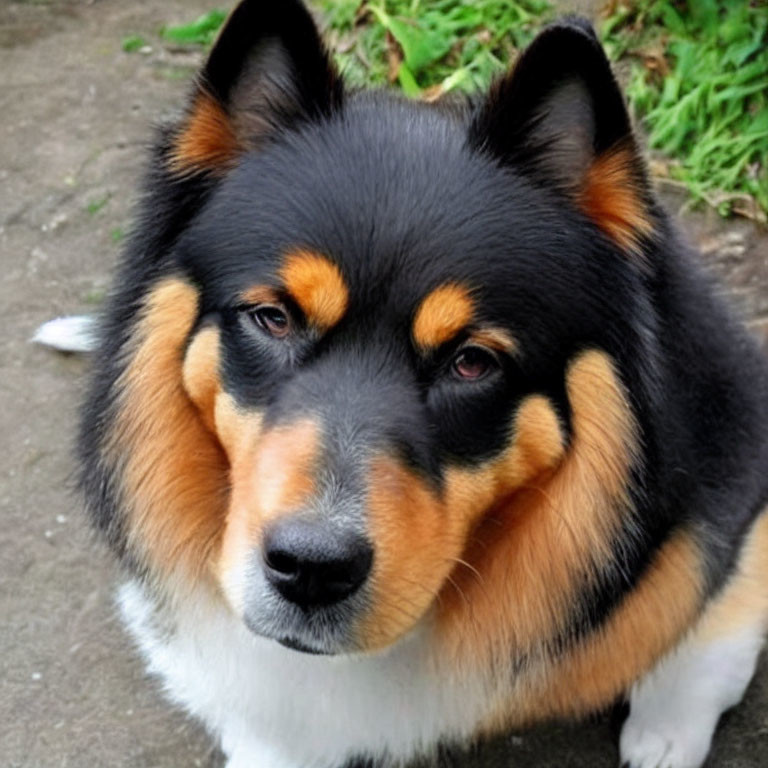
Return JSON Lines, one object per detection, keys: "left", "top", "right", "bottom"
{"left": 466, "top": 327, "right": 519, "bottom": 357}
{"left": 580, "top": 146, "right": 654, "bottom": 254}
{"left": 179, "top": 311, "right": 328, "bottom": 608}
{"left": 412, "top": 283, "right": 474, "bottom": 351}
{"left": 107, "top": 279, "right": 229, "bottom": 583}
{"left": 169, "top": 91, "right": 239, "bottom": 175}
{"left": 360, "top": 393, "right": 565, "bottom": 650}
{"left": 218, "top": 419, "right": 319, "bottom": 600}
{"left": 182, "top": 327, "right": 222, "bottom": 435}
{"left": 240, "top": 285, "right": 281, "bottom": 308}
{"left": 520, "top": 528, "right": 701, "bottom": 722}
{"left": 113, "top": 282, "right": 723, "bottom": 725}
{"left": 477, "top": 528, "right": 702, "bottom": 732}
{"left": 358, "top": 458, "right": 453, "bottom": 649}
{"left": 213, "top": 391, "right": 254, "bottom": 463}
{"left": 181, "top": 328, "right": 259, "bottom": 466}
{"left": 436, "top": 350, "right": 639, "bottom": 672}
{"left": 280, "top": 249, "right": 348, "bottom": 331}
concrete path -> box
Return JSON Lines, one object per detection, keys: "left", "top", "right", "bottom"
{"left": 1, "top": 2, "right": 766, "bottom": 766}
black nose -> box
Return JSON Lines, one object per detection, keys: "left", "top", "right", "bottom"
{"left": 262, "top": 519, "right": 373, "bottom": 608}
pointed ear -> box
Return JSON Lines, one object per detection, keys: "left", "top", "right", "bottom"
{"left": 167, "top": 0, "right": 343, "bottom": 176}
{"left": 468, "top": 18, "right": 654, "bottom": 254}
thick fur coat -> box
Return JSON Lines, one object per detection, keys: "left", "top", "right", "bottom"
{"left": 77, "top": 2, "right": 768, "bottom": 766}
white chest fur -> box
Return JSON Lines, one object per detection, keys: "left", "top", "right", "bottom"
{"left": 118, "top": 580, "right": 494, "bottom": 768}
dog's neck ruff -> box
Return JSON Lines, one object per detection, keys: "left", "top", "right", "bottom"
{"left": 118, "top": 580, "right": 496, "bottom": 767}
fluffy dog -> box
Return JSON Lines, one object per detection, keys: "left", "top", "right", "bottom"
{"left": 76, "top": 1, "right": 768, "bottom": 766}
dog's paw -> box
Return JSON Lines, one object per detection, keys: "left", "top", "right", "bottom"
{"left": 619, "top": 717, "right": 713, "bottom": 768}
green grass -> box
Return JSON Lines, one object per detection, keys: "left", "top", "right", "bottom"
{"left": 121, "top": 35, "right": 147, "bottom": 53}
{"left": 135, "top": 1, "right": 768, "bottom": 220}
{"left": 316, "top": 0, "right": 549, "bottom": 98}
{"left": 602, "top": 0, "right": 768, "bottom": 220}
{"left": 160, "top": 9, "right": 228, "bottom": 46}
{"left": 83, "top": 288, "right": 107, "bottom": 305}
{"left": 86, "top": 195, "right": 110, "bottom": 215}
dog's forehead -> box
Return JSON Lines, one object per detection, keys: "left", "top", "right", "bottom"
{"left": 179, "top": 96, "right": 569, "bottom": 309}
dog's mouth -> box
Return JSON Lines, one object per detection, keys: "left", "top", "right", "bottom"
{"left": 277, "top": 635, "right": 330, "bottom": 655}
{"left": 241, "top": 591, "right": 359, "bottom": 656}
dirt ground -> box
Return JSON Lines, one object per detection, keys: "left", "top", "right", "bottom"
{"left": 1, "top": 1, "right": 767, "bottom": 767}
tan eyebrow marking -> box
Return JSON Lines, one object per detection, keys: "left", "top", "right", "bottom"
{"left": 412, "top": 283, "right": 475, "bottom": 352}
{"left": 239, "top": 285, "right": 281, "bottom": 307}
{"left": 279, "top": 249, "right": 349, "bottom": 331}
{"left": 465, "top": 327, "right": 519, "bottom": 357}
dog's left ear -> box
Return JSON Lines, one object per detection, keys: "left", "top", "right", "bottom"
{"left": 469, "top": 18, "right": 654, "bottom": 253}
{"left": 167, "top": 0, "right": 343, "bottom": 176}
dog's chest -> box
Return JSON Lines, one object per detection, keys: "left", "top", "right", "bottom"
{"left": 118, "top": 581, "right": 493, "bottom": 767}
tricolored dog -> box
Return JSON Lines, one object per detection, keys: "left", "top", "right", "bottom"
{"left": 76, "top": 1, "right": 768, "bottom": 766}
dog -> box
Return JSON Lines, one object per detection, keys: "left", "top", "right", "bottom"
{"left": 74, "top": 1, "right": 768, "bottom": 766}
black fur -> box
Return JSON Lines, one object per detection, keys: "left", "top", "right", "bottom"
{"left": 81, "top": 0, "right": 768, "bottom": 635}
{"left": 78, "top": 0, "right": 768, "bottom": 763}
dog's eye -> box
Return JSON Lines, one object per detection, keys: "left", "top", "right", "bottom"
{"left": 249, "top": 305, "right": 291, "bottom": 339}
{"left": 452, "top": 347, "right": 497, "bottom": 381}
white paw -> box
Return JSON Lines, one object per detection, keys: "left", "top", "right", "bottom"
{"left": 619, "top": 624, "right": 766, "bottom": 768}
{"left": 620, "top": 717, "right": 714, "bottom": 768}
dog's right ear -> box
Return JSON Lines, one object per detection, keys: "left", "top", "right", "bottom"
{"left": 468, "top": 18, "right": 654, "bottom": 255}
{"left": 166, "top": 0, "right": 343, "bottom": 176}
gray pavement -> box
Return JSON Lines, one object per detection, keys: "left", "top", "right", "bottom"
{"left": 1, "top": 2, "right": 767, "bottom": 766}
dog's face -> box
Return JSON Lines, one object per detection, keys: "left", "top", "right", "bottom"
{"left": 87, "top": 1, "right": 656, "bottom": 657}
{"left": 180, "top": 110, "right": 577, "bottom": 654}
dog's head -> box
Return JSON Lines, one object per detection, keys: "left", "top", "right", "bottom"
{"left": 83, "top": 0, "right": 657, "bottom": 658}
